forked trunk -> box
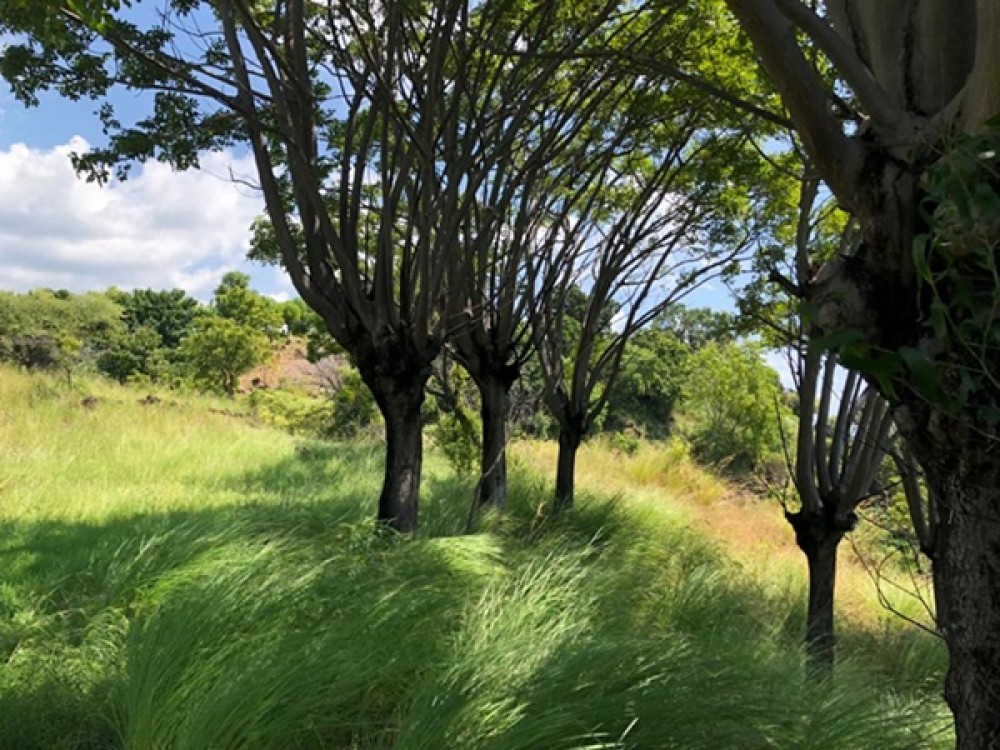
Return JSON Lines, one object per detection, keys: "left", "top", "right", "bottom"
{"left": 786, "top": 508, "right": 851, "bottom": 681}
{"left": 554, "top": 427, "right": 581, "bottom": 512}
{"left": 924, "top": 456, "right": 1000, "bottom": 750}
{"left": 477, "top": 374, "right": 510, "bottom": 509}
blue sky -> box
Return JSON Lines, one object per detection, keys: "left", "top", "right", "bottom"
{"left": 0, "top": 75, "right": 293, "bottom": 302}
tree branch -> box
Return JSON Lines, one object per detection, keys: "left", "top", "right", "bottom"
{"left": 773, "top": 0, "right": 908, "bottom": 133}
{"left": 722, "top": 0, "right": 863, "bottom": 205}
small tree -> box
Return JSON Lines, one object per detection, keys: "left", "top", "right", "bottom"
{"left": 213, "top": 272, "right": 283, "bottom": 336}
{"left": 115, "top": 288, "right": 201, "bottom": 351}
{"left": 786, "top": 350, "right": 892, "bottom": 678}
{"left": 179, "top": 316, "right": 271, "bottom": 396}
{"left": 527, "top": 120, "right": 754, "bottom": 509}
{"left": 96, "top": 324, "right": 166, "bottom": 383}
{"left": 750, "top": 166, "right": 928, "bottom": 679}
{"left": 678, "top": 340, "right": 786, "bottom": 474}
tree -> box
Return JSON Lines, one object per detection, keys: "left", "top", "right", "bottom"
{"left": 279, "top": 298, "right": 313, "bottom": 336}
{"left": 179, "top": 315, "right": 271, "bottom": 396}
{"left": 603, "top": 325, "right": 689, "bottom": 438}
{"left": 652, "top": 306, "right": 735, "bottom": 351}
{"left": 710, "top": 2, "right": 1000, "bottom": 743}
{"left": 787, "top": 351, "right": 892, "bottom": 678}
{"left": 96, "top": 324, "right": 167, "bottom": 383}
{"left": 677, "top": 340, "right": 786, "bottom": 474}
{"left": 213, "top": 272, "right": 283, "bottom": 336}
{"left": 116, "top": 288, "right": 201, "bottom": 351}
{"left": 603, "top": 306, "right": 735, "bottom": 437}
{"left": 526, "top": 108, "right": 755, "bottom": 509}
{"left": 746, "top": 166, "right": 890, "bottom": 678}
{"left": 436, "top": 10, "right": 647, "bottom": 512}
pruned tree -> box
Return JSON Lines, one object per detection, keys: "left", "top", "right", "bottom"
{"left": 754, "top": 165, "right": 928, "bottom": 679}
{"left": 789, "top": 349, "right": 893, "bottom": 678}
{"left": 437, "top": 6, "right": 657, "bottom": 511}
{"left": 715, "top": 2, "right": 1000, "bottom": 740}
{"left": 527, "top": 104, "right": 755, "bottom": 509}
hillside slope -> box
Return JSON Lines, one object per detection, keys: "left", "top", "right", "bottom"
{"left": 0, "top": 367, "right": 949, "bottom": 749}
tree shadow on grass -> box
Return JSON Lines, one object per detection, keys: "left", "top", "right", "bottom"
{"left": 0, "top": 440, "right": 501, "bottom": 750}
{"left": 0, "top": 440, "right": 393, "bottom": 610}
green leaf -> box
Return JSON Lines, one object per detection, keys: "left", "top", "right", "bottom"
{"left": 898, "top": 346, "right": 949, "bottom": 407}
{"left": 911, "top": 235, "right": 934, "bottom": 284}
{"left": 840, "top": 345, "right": 899, "bottom": 398}
{"left": 928, "top": 300, "right": 950, "bottom": 342}
{"left": 812, "top": 328, "right": 866, "bottom": 352}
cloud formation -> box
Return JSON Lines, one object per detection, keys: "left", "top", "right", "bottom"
{"left": 0, "top": 138, "right": 264, "bottom": 298}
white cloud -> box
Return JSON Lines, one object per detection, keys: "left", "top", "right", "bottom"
{"left": 0, "top": 138, "right": 264, "bottom": 299}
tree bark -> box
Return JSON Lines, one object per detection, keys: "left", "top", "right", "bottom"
{"left": 476, "top": 373, "right": 510, "bottom": 509}
{"left": 379, "top": 400, "right": 423, "bottom": 533}
{"left": 363, "top": 368, "right": 427, "bottom": 534}
{"left": 922, "top": 454, "right": 1000, "bottom": 750}
{"left": 786, "top": 508, "right": 851, "bottom": 681}
{"left": 554, "top": 427, "right": 581, "bottom": 512}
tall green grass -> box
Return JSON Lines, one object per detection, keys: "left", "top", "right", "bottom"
{"left": 0, "top": 366, "right": 950, "bottom": 748}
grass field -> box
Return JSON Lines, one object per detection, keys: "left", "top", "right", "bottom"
{"left": 0, "top": 366, "right": 950, "bottom": 748}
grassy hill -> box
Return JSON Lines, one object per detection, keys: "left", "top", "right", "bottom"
{"left": 0, "top": 366, "right": 950, "bottom": 749}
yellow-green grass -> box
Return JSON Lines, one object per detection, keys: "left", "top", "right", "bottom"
{"left": 513, "top": 436, "right": 946, "bottom": 689}
{"left": 0, "top": 366, "right": 950, "bottom": 749}
{"left": 516, "top": 437, "right": 936, "bottom": 617}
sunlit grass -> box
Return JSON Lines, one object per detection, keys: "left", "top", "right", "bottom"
{"left": 0, "top": 366, "right": 950, "bottom": 748}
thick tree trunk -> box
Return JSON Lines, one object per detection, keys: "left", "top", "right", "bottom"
{"left": 380, "top": 400, "right": 423, "bottom": 533}
{"left": 362, "top": 369, "right": 427, "bottom": 534}
{"left": 923, "top": 456, "right": 1000, "bottom": 750}
{"left": 554, "top": 427, "right": 581, "bottom": 512}
{"left": 718, "top": 2, "right": 1000, "bottom": 743}
{"left": 786, "top": 508, "right": 850, "bottom": 681}
{"left": 476, "top": 374, "right": 510, "bottom": 509}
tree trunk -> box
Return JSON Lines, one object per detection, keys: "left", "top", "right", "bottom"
{"left": 787, "top": 508, "right": 849, "bottom": 681}
{"left": 923, "top": 457, "right": 1000, "bottom": 750}
{"left": 380, "top": 401, "right": 423, "bottom": 533}
{"left": 554, "top": 427, "right": 581, "bottom": 512}
{"left": 804, "top": 536, "right": 840, "bottom": 680}
{"left": 477, "top": 374, "right": 510, "bottom": 509}
{"left": 364, "top": 372, "right": 426, "bottom": 534}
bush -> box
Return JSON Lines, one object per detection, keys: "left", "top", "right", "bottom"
{"left": 326, "top": 368, "right": 379, "bottom": 437}
{"left": 431, "top": 408, "right": 481, "bottom": 476}
{"left": 247, "top": 389, "right": 331, "bottom": 436}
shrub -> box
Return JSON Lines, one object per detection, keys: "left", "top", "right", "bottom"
{"left": 431, "top": 408, "right": 481, "bottom": 476}
{"left": 248, "top": 388, "right": 331, "bottom": 436}
{"left": 326, "top": 368, "right": 379, "bottom": 437}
